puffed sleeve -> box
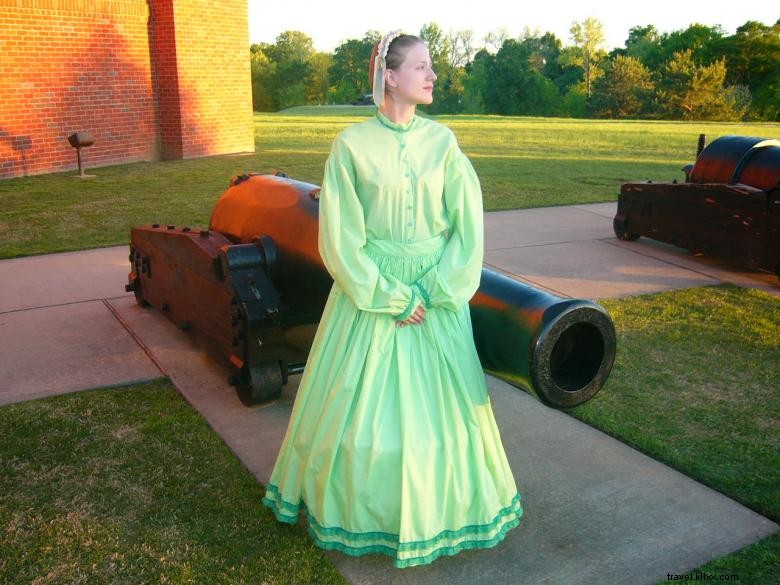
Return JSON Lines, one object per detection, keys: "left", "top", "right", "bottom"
{"left": 411, "top": 135, "right": 484, "bottom": 312}
{"left": 318, "top": 135, "right": 422, "bottom": 320}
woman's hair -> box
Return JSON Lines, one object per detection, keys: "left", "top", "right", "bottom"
{"left": 368, "top": 34, "right": 425, "bottom": 88}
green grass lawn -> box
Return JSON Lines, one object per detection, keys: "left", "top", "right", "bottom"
{"left": 0, "top": 107, "right": 777, "bottom": 259}
{"left": 0, "top": 379, "right": 348, "bottom": 585}
{"left": 0, "top": 285, "right": 777, "bottom": 583}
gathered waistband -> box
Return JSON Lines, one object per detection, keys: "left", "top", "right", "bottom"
{"left": 363, "top": 232, "right": 447, "bottom": 257}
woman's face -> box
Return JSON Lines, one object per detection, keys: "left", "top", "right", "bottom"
{"left": 386, "top": 42, "right": 437, "bottom": 105}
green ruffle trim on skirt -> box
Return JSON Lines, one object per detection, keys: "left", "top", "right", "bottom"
{"left": 261, "top": 483, "right": 523, "bottom": 569}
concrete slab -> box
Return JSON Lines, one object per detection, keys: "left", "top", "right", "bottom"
{"left": 485, "top": 239, "right": 718, "bottom": 299}
{"left": 571, "top": 202, "right": 618, "bottom": 219}
{"left": 604, "top": 238, "right": 780, "bottom": 299}
{"left": 485, "top": 205, "right": 611, "bottom": 250}
{"left": 110, "top": 294, "right": 778, "bottom": 585}
{"left": 0, "top": 245, "right": 129, "bottom": 313}
{"left": 0, "top": 299, "right": 163, "bottom": 406}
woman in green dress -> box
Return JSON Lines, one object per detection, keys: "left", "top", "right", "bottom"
{"left": 261, "top": 30, "right": 523, "bottom": 569}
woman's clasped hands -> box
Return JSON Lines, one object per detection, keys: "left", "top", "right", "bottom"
{"left": 396, "top": 303, "right": 426, "bottom": 327}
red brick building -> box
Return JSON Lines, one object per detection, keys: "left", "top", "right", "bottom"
{"left": 0, "top": 0, "right": 254, "bottom": 178}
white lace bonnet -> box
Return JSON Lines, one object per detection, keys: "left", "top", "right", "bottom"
{"left": 372, "top": 30, "right": 406, "bottom": 107}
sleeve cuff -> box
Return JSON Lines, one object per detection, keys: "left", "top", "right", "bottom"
{"left": 412, "top": 281, "right": 431, "bottom": 308}
{"left": 395, "top": 290, "right": 419, "bottom": 321}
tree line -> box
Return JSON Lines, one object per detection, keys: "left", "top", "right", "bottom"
{"left": 250, "top": 18, "right": 780, "bottom": 121}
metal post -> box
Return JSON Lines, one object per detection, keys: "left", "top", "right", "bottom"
{"left": 76, "top": 147, "right": 84, "bottom": 177}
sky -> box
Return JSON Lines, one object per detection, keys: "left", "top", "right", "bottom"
{"left": 248, "top": 0, "right": 779, "bottom": 53}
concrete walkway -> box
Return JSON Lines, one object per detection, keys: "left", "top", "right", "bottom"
{"left": 1, "top": 202, "right": 777, "bottom": 585}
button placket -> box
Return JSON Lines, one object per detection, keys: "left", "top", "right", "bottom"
{"left": 401, "top": 147, "right": 414, "bottom": 242}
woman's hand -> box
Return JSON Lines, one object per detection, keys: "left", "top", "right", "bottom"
{"left": 396, "top": 303, "right": 426, "bottom": 327}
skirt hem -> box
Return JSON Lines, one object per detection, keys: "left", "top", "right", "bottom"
{"left": 261, "top": 483, "right": 523, "bottom": 568}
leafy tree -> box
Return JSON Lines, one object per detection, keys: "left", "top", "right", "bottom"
{"left": 264, "top": 30, "right": 314, "bottom": 64}
{"left": 662, "top": 23, "right": 726, "bottom": 66}
{"left": 306, "top": 51, "right": 332, "bottom": 105}
{"left": 246, "top": 19, "right": 774, "bottom": 120}
{"left": 521, "top": 31, "right": 564, "bottom": 80}
{"left": 482, "top": 27, "right": 511, "bottom": 53}
{"left": 431, "top": 66, "right": 467, "bottom": 114}
{"left": 623, "top": 25, "right": 663, "bottom": 65}
{"left": 420, "top": 22, "right": 451, "bottom": 66}
{"left": 715, "top": 20, "right": 780, "bottom": 120}
{"left": 569, "top": 17, "right": 607, "bottom": 97}
{"left": 489, "top": 39, "right": 561, "bottom": 116}
{"left": 264, "top": 31, "right": 316, "bottom": 110}
{"left": 554, "top": 46, "right": 585, "bottom": 95}
{"left": 461, "top": 48, "right": 493, "bottom": 113}
{"left": 328, "top": 33, "right": 378, "bottom": 104}
{"left": 621, "top": 23, "right": 726, "bottom": 73}
{"left": 590, "top": 54, "right": 654, "bottom": 118}
{"left": 249, "top": 44, "right": 276, "bottom": 111}
{"left": 562, "top": 86, "right": 588, "bottom": 118}
{"left": 658, "top": 49, "right": 747, "bottom": 120}
{"left": 447, "top": 29, "right": 477, "bottom": 68}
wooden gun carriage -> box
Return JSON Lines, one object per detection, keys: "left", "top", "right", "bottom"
{"left": 614, "top": 135, "right": 780, "bottom": 277}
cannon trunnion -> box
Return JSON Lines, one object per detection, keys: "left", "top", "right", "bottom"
{"left": 129, "top": 173, "right": 617, "bottom": 408}
{"left": 614, "top": 135, "right": 780, "bottom": 277}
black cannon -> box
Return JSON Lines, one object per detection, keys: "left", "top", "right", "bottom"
{"left": 614, "top": 135, "right": 780, "bottom": 277}
{"left": 127, "top": 173, "right": 616, "bottom": 409}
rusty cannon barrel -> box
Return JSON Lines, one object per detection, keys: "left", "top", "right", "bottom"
{"left": 688, "top": 135, "right": 780, "bottom": 189}
{"left": 129, "top": 172, "right": 617, "bottom": 408}
{"left": 615, "top": 135, "right": 780, "bottom": 277}
{"left": 211, "top": 173, "right": 617, "bottom": 407}
{"left": 209, "top": 172, "right": 332, "bottom": 326}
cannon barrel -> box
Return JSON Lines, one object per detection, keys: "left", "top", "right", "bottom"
{"left": 129, "top": 172, "right": 617, "bottom": 408}
{"left": 211, "top": 173, "right": 616, "bottom": 407}
{"left": 471, "top": 270, "right": 615, "bottom": 408}
{"left": 689, "top": 135, "right": 780, "bottom": 190}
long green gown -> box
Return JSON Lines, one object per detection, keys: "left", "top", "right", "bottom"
{"left": 261, "top": 108, "right": 523, "bottom": 568}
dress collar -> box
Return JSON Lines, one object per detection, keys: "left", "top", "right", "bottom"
{"left": 375, "top": 109, "right": 417, "bottom": 133}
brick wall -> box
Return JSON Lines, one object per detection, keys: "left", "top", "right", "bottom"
{"left": 0, "top": 0, "right": 254, "bottom": 178}
{"left": 160, "top": 0, "right": 254, "bottom": 159}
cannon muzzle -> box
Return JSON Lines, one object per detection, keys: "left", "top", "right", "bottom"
{"left": 473, "top": 269, "right": 615, "bottom": 408}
